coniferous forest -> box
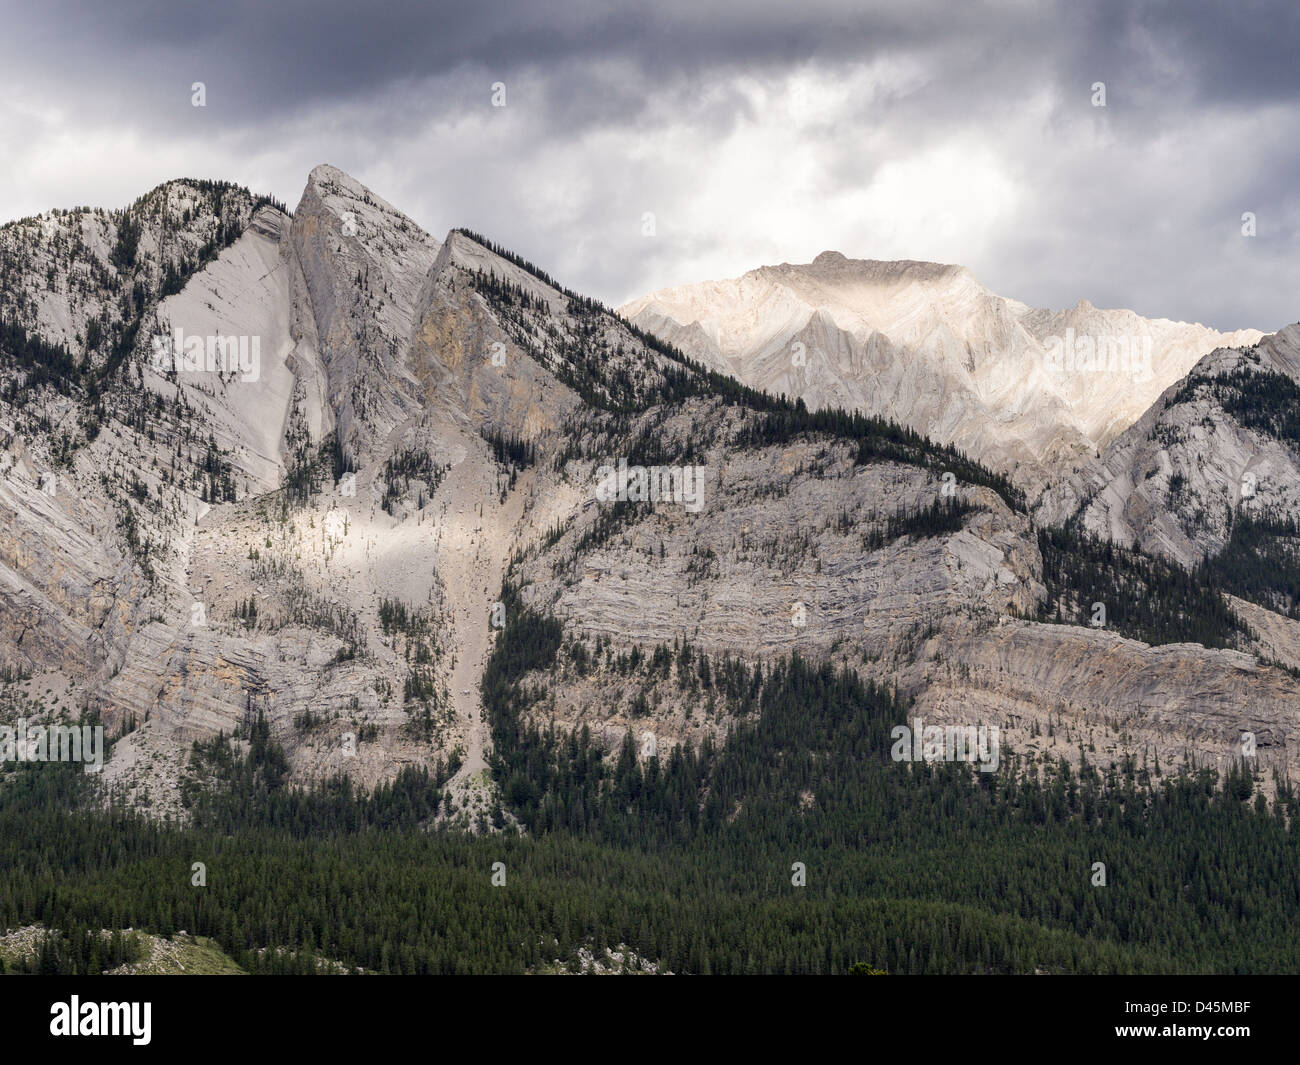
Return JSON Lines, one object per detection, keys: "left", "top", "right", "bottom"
{"left": 1035, "top": 524, "right": 1246, "bottom": 647}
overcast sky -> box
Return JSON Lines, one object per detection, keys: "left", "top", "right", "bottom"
{"left": 1, "top": 0, "right": 1297, "bottom": 330}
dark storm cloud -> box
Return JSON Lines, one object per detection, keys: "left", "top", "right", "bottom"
{"left": 4, "top": 0, "right": 1012, "bottom": 131}
{"left": 2, "top": 0, "right": 1299, "bottom": 329}
{"left": 6, "top": 2, "right": 970, "bottom": 85}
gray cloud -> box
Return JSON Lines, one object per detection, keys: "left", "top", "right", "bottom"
{"left": 1, "top": 0, "right": 1297, "bottom": 329}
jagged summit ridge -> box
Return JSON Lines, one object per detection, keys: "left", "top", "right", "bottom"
{"left": 621, "top": 252, "right": 1262, "bottom": 491}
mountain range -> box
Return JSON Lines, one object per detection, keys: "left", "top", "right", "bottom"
{"left": 1, "top": 162, "right": 1297, "bottom": 825}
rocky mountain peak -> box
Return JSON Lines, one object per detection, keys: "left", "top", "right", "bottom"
{"left": 622, "top": 256, "right": 1263, "bottom": 494}
{"left": 811, "top": 249, "right": 848, "bottom": 268}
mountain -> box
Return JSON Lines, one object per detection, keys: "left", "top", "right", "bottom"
{"left": 4, "top": 165, "right": 1300, "bottom": 975}
{"left": 620, "top": 252, "right": 1261, "bottom": 493}
{"left": 0, "top": 166, "right": 1296, "bottom": 824}
{"left": 1041, "top": 325, "right": 1300, "bottom": 614}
